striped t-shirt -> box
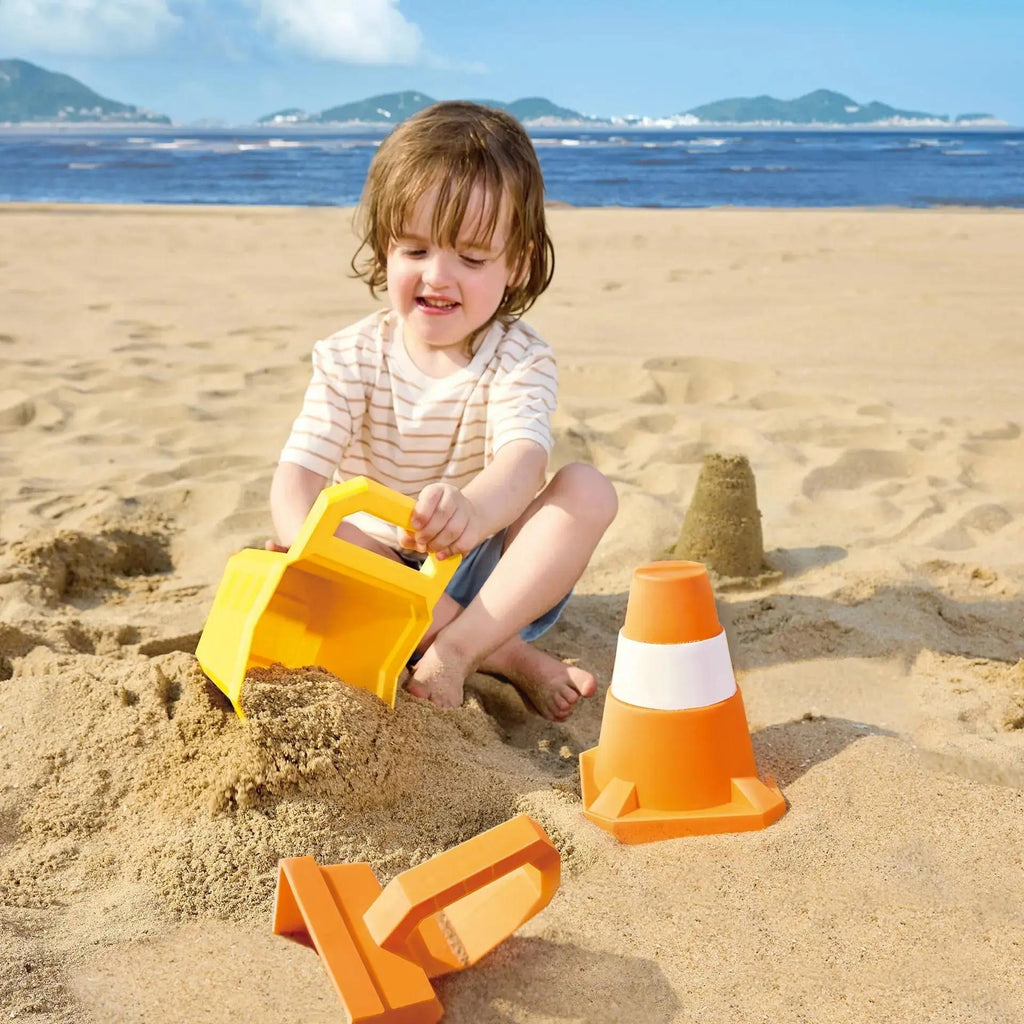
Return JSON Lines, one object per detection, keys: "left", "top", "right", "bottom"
{"left": 280, "top": 309, "right": 557, "bottom": 548}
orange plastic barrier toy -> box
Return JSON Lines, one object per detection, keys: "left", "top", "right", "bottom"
{"left": 579, "top": 560, "right": 787, "bottom": 843}
{"left": 273, "top": 814, "right": 561, "bottom": 1023}
{"left": 196, "top": 477, "right": 460, "bottom": 718}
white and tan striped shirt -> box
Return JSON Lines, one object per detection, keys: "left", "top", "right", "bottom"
{"left": 280, "top": 309, "right": 557, "bottom": 548}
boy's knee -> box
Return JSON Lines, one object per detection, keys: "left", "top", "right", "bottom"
{"left": 551, "top": 463, "right": 618, "bottom": 527}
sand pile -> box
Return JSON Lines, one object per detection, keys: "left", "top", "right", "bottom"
{"left": 672, "top": 453, "right": 779, "bottom": 583}
{"left": 0, "top": 647, "right": 589, "bottom": 926}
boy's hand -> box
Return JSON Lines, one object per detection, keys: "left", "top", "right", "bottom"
{"left": 401, "top": 483, "right": 483, "bottom": 560}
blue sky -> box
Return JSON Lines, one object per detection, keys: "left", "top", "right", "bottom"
{"left": 2, "top": 0, "right": 1021, "bottom": 125}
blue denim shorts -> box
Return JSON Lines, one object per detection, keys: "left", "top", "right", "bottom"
{"left": 399, "top": 528, "right": 570, "bottom": 642}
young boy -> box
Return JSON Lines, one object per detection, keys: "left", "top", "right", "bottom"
{"left": 271, "top": 101, "right": 617, "bottom": 721}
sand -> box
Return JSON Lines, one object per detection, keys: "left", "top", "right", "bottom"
{"left": 1, "top": 203, "right": 1022, "bottom": 1023}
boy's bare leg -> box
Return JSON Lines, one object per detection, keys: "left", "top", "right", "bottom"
{"left": 407, "top": 463, "right": 617, "bottom": 721}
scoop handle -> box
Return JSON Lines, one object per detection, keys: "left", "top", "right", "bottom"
{"left": 288, "top": 476, "right": 461, "bottom": 593}
{"left": 362, "top": 814, "right": 560, "bottom": 978}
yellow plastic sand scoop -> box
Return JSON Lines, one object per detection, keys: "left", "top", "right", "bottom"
{"left": 196, "top": 477, "right": 460, "bottom": 718}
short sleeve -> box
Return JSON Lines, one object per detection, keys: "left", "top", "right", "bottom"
{"left": 487, "top": 335, "right": 558, "bottom": 456}
{"left": 280, "top": 337, "right": 364, "bottom": 478}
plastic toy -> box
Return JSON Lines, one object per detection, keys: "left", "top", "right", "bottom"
{"left": 272, "top": 814, "right": 561, "bottom": 1023}
{"left": 580, "top": 560, "right": 787, "bottom": 842}
{"left": 196, "top": 476, "right": 460, "bottom": 717}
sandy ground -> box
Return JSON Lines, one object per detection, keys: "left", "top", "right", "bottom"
{"left": 1, "top": 203, "right": 1022, "bottom": 1023}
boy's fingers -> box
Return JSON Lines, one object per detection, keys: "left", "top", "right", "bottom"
{"left": 411, "top": 484, "right": 446, "bottom": 529}
{"left": 428, "top": 508, "right": 469, "bottom": 552}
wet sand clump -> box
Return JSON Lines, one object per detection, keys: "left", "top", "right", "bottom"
{"left": 673, "top": 454, "right": 771, "bottom": 579}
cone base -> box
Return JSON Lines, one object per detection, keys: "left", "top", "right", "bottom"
{"left": 579, "top": 748, "right": 787, "bottom": 844}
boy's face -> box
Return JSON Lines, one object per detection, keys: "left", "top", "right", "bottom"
{"left": 386, "top": 186, "right": 518, "bottom": 366}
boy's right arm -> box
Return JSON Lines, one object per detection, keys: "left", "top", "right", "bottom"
{"left": 270, "top": 461, "right": 329, "bottom": 548}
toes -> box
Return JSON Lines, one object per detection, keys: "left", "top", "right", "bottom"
{"left": 571, "top": 670, "right": 597, "bottom": 698}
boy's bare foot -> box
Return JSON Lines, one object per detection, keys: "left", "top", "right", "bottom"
{"left": 406, "top": 638, "right": 471, "bottom": 709}
{"left": 482, "top": 637, "right": 596, "bottom": 723}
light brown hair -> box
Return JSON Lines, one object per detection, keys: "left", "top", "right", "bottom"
{"left": 351, "top": 101, "right": 554, "bottom": 323}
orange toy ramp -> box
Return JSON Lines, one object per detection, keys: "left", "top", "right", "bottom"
{"left": 273, "top": 814, "right": 560, "bottom": 1023}
{"left": 579, "top": 561, "right": 786, "bottom": 843}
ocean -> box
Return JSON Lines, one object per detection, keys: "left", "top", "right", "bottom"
{"left": 0, "top": 125, "right": 1021, "bottom": 208}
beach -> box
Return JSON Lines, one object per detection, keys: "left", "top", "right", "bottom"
{"left": 1, "top": 203, "right": 1022, "bottom": 1022}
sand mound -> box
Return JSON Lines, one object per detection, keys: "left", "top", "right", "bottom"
{"left": 672, "top": 453, "right": 779, "bottom": 582}
{"left": 0, "top": 648, "right": 584, "bottom": 929}
{"left": 8, "top": 527, "right": 173, "bottom": 605}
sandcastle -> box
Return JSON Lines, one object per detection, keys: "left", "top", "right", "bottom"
{"left": 672, "top": 454, "right": 773, "bottom": 580}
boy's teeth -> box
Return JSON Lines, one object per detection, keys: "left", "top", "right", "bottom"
{"left": 421, "top": 297, "right": 456, "bottom": 308}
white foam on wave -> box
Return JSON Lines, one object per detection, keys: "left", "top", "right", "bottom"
{"left": 67, "top": 163, "right": 100, "bottom": 170}
{"left": 724, "top": 165, "right": 796, "bottom": 173}
{"left": 267, "top": 139, "right": 303, "bottom": 148}
{"left": 530, "top": 137, "right": 591, "bottom": 147}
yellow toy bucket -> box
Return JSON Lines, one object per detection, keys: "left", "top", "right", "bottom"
{"left": 196, "top": 477, "right": 461, "bottom": 718}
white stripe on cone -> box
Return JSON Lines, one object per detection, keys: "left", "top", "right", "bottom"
{"left": 609, "top": 628, "right": 738, "bottom": 711}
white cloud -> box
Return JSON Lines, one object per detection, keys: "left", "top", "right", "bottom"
{"left": 0, "top": 0, "right": 180, "bottom": 55}
{"left": 253, "top": 0, "right": 422, "bottom": 64}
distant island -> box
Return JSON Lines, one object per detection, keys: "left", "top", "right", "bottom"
{"left": 260, "top": 93, "right": 587, "bottom": 127}
{"left": 0, "top": 60, "right": 1005, "bottom": 128}
{"left": 261, "top": 88, "right": 1003, "bottom": 129}
{"left": 0, "top": 59, "right": 169, "bottom": 124}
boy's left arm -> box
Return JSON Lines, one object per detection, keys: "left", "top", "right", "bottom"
{"left": 463, "top": 438, "right": 548, "bottom": 536}
{"left": 402, "top": 440, "right": 548, "bottom": 559}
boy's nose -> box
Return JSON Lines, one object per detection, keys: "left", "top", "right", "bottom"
{"left": 421, "top": 252, "right": 455, "bottom": 287}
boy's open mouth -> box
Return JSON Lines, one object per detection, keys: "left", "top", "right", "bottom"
{"left": 416, "top": 296, "right": 460, "bottom": 311}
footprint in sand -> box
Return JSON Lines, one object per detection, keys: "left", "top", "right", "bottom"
{"left": 927, "top": 503, "right": 1014, "bottom": 551}
{"left": 136, "top": 453, "right": 266, "bottom": 488}
{"left": 643, "top": 355, "right": 776, "bottom": 406}
{"left": 801, "top": 448, "right": 918, "bottom": 499}
{"left": 0, "top": 391, "right": 36, "bottom": 428}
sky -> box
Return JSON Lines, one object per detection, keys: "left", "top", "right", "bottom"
{"left": 1, "top": 0, "right": 1022, "bottom": 126}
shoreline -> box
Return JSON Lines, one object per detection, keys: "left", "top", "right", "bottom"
{"left": 4, "top": 200, "right": 1024, "bottom": 214}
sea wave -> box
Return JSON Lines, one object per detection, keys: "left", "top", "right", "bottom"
{"left": 720, "top": 165, "right": 797, "bottom": 174}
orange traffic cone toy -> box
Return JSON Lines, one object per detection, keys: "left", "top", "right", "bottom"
{"left": 579, "top": 560, "right": 786, "bottom": 843}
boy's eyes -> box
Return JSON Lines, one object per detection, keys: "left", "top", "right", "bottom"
{"left": 398, "top": 247, "right": 488, "bottom": 266}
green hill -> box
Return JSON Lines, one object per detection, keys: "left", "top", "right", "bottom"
{"left": 261, "top": 91, "right": 590, "bottom": 126}
{"left": 503, "top": 97, "right": 593, "bottom": 122}
{"left": 0, "top": 58, "right": 169, "bottom": 123}
{"left": 684, "top": 89, "right": 986, "bottom": 125}
{"left": 318, "top": 91, "right": 435, "bottom": 124}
